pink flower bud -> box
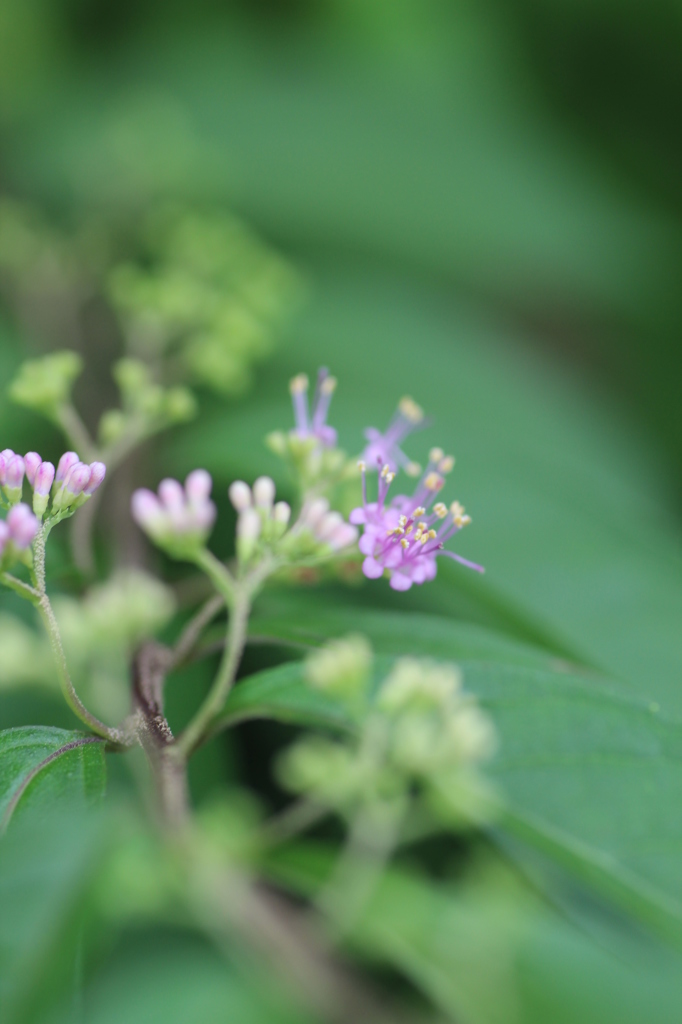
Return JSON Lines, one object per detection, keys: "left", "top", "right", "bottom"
{"left": 7, "top": 503, "right": 39, "bottom": 549}
{"left": 0, "top": 520, "right": 9, "bottom": 556}
{"left": 131, "top": 489, "right": 164, "bottom": 530}
{"left": 63, "top": 462, "right": 91, "bottom": 497}
{"left": 56, "top": 451, "right": 80, "bottom": 483}
{"left": 0, "top": 454, "right": 6, "bottom": 486}
{"left": 24, "top": 452, "right": 42, "bottom": 487}
{"left": 185, "top": 469, "right": 212, "bottom": 504}
{"left": 253, "top": 476, "right": 276, "bottom": 509}
{"left": 5, "top": 455, "right": 25, "bottom": 491}
{"left": 192, "top": 501, "right": 217, "bottom": 531}
{"left": 1, "top": 449, "right": 15, "bottom": 462}
{"left": 34, "top": 461, "right": 55, "bottom": 496}
{"left": 158, "top": 478, "right": 185, "bottom": 511}
{"left": 84, "top": 461, "right": 106, "bottom": 495}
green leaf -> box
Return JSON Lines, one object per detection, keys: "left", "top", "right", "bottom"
{"left": 249, "top": 601, "right": 561, "bottom": 670}
{"left": 0, "top": 726, "right": 106, "bottom": 830}
{"left": 219, "top": 662, "right": 354, "bottom": 734}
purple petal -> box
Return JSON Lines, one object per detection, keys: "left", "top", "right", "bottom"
{"left": 349, "top": 507, "right": 366, "bottom": 525}
{"left": 389, "top": 571, "right": 413, "bottom": 591}
{"left": 362, "top": 556, "right": 384, "bottom": 579}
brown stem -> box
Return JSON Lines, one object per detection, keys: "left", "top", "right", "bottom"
{"left": 132, "top": 642, "right": 189, "bottom": 830}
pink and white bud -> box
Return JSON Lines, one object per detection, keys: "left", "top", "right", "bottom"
{"left": 84, "top": 461, "right": 106, "bottom": 496}
{"left": 302, "top": 497, "right": 330, "bottom": 529}
{"left": 56, "top": 451, "right": 79, "bottom": 484}
{"left": 34, "top": 461, "right": 55, "bottom": 497}
{"left": 131, "top": 489, "right": 164, "bottom": 532}
{"left": 185, "top": 469, "right": 212, "bottom": 504}
{"left": 1, "top": 449, "right": 15, "bottom": 463}
{"left": 158, "top": 478, "right": 185, "bottom": 511}
{"left": 5, "top": 455, "right": 25, "bottom": 491}
{"left": 327, "top": 522, "right": 359, "bottom": 551}
{"left": 228, "top": 480, "right": 252, "bottom": 513}
{"left": 253, "top": 476, "right": 276, "bottom": 510}
{"left": 317, "top": 511, "right": 344, "bottom": 542}
{"left": 24, "top": 452, "right": 42, "bottom": 487}
{"left": 63, "top": 462, "right": 91, "bottom": 497}
{"left": 33, "top": 461, "right": 55, "bottom": 517}
{"left": 237, "top": 507, "right": 261, "bottom": 562}
{"left": 0, "top": 520, "right": 9, "bottom": 556}
{"left": 191, "top": 500, "right": 217, "bottom": 532}
{"left": 0, "top": 453, "right": 6, "bottom": 486}
{"left": 7, "top": 503, "right": 39, "bottom": 549}
{"left": 273, "top": 501, "right": 291, "bottom": 525}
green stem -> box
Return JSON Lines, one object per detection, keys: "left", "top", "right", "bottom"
{"left": 55, "top": 404, "right": 98, "bottom": 462}
{"left": 30, "top": 525, "right": 125, "bottom": 746}
{"left": 174, "top": 588, "right": 250, "bottom": 758}
{"left": 0, "top": 572, "right": 40, "bottom": 603}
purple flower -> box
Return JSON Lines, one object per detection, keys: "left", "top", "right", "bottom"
{"left": 5, "top": 503, "right": 39, "bottom": 550}
{"left": 289, "top": 368, "right": 338, "bottom": 448}
{"left": 56, "top": 451, "right": 80, "bottom": 484}
{"left": 362, "top": 397, "right": 428, "bottom": 475}
{"left": 84, "top": 461, "right": 106, "bottom": 496}
{"left": 24, "top": 452, "right": 42, "bottom": 487}
{"left": 132, "top": 470, "right": 216, "bottom": 550}
{"left": 350, "top": 457, "right": 483, "bottom": 592}
{"left": 52, "top": 456, "right": 107, "bottom": 511}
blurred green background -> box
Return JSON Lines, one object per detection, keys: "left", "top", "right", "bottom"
{"left": 1, "top": 2, "right": 682, "bottom": 1023}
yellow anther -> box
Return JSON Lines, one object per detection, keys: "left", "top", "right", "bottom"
{"left": 399, "top": 396, "right": 424, "bottom": 423}
{"left": 405, "top": 461, "right": 422, "bottom": 477}
{"left": 439, "top": 455, "right": 455, "bottom": 473}
{"left": 398, "top": 515, "right": 407, "bottom": 527}
{"left": 425, "top": 472, "right": 444, "bottom": 491}
{"left": 405, "top": 525, "right": 413, "bottom": 534}
{"left": 420, "top": 533, "right": 429, "bottom": 545}
{"left": 417, "top": 521, "right": 427, "bottom": 531}
{"left": 433, "top": 502, "right": 448, "bottom": 519}
{"left": 386, "top": 472, "right": 395, "bottom": 483}
{"left": 320, "top": 376, "right": 337, "bottom": 395}
{"left": 400, "top": 538, "right": 410, "bottom": 549}
{"left": 428, "top": 529, "right": 437, "bottom": 539}
{"left": 290, "top": 373, "right": 309, "bottom": 394}
{"left": 450, "top": 501, "right": 465, "bottom": 517}
{"left": 357, "top": 460, "right": 366, "bottom": 472}
{"left": 429, "top": 447, "right": 444, "bottom": 464}
{"left": 413, "top": 506, "right": 426, "bottom": 516}
{"left": 414, "top": 529, "right": 423, "bottom": 541}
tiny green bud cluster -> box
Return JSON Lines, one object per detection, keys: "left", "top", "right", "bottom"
{"left": 279, "top": 639, "right": 496, "bottom": 824}
{"left": 99, "top": 358, "right": 196, "bottom": 446}
{"left": 9, "top": 351, "right": 83, "bottom": 423}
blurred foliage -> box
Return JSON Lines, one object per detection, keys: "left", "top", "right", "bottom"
{"left": 0, "top": 1, "right": 681, "bottom": 1023}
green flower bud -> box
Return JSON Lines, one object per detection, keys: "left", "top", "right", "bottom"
{"left": 162, "top": 386, "right": 197, "bottom": 424}
{"left": 9, "top": 350, "right": 83, "bottom": 421}
{"left": 305, "top": 634, "right": 373, "bottom": 704}
{"left": 98, "top": 409, "right": 128, "bottom": 446}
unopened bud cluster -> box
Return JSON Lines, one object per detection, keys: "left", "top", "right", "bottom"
{"left": 99, "top": 358, "right": 196, "bottom": 447}
{"left": 0, "top": 447, "right": 105, "bottom": 560}
{"left": 132, "top": 470, "right": 216, "bottom": 557}
{"left": 9, "top": 351, "right": 83, "bottom": 423}
{"left": 279, "top": 638, "right": 496, "bottom": 822}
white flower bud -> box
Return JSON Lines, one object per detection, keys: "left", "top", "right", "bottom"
{"left": 273, "top": 501, "right": 291, "bottom": 525}
{"left": 237, "top": 507, "right": 261, "bottom": 562}
{"left": 253, "top": 476, "right": 276, "bottom": 509}
{"left": 228, "top": 480, "right": 252, "bottom": 512}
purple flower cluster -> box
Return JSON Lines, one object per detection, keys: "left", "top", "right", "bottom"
{"left": 350, "top": 451, "right": 484, "bottom": 592}
{"left": 1, "top": 449, "right": 105, "bottom": 517}
{"left": 289, "top": 368, "right": 338, "bottom": 448}
{"left": 132, "top": 470, "right": 217, "bottom": 548}
{"left": 0, "top": 503, "right": 39, "bottom": 556}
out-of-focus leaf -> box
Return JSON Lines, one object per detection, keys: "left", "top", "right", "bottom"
{"left": 0, "top": 806, "right": 109, "bottom": 1024}
{"left": 223, "top": 644, "right": 682, "bottom": 939}
{"left": 249, "top": 601, "right": 561, "bottom": 670}
{"left": 267, "top": 842, "right": 682, "bottom": 1024}
{"left": 0, "top": 726, "right": 106, "bottom": 830}
{"left": 48, "top": 933, "right": 318, "bottom": 1024}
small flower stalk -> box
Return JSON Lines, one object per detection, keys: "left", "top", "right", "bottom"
{"left": 266, "top": 368, "right": 353, "bottom": 492}
{"left": 131, "top": 470, "right": 217, "bottom": 557}
{"left": 351, "top": 448, "right": 483, "bottom": 591}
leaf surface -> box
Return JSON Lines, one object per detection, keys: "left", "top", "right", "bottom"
{"left": 0, "top": 726, "right": 106, "bottom": 830}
